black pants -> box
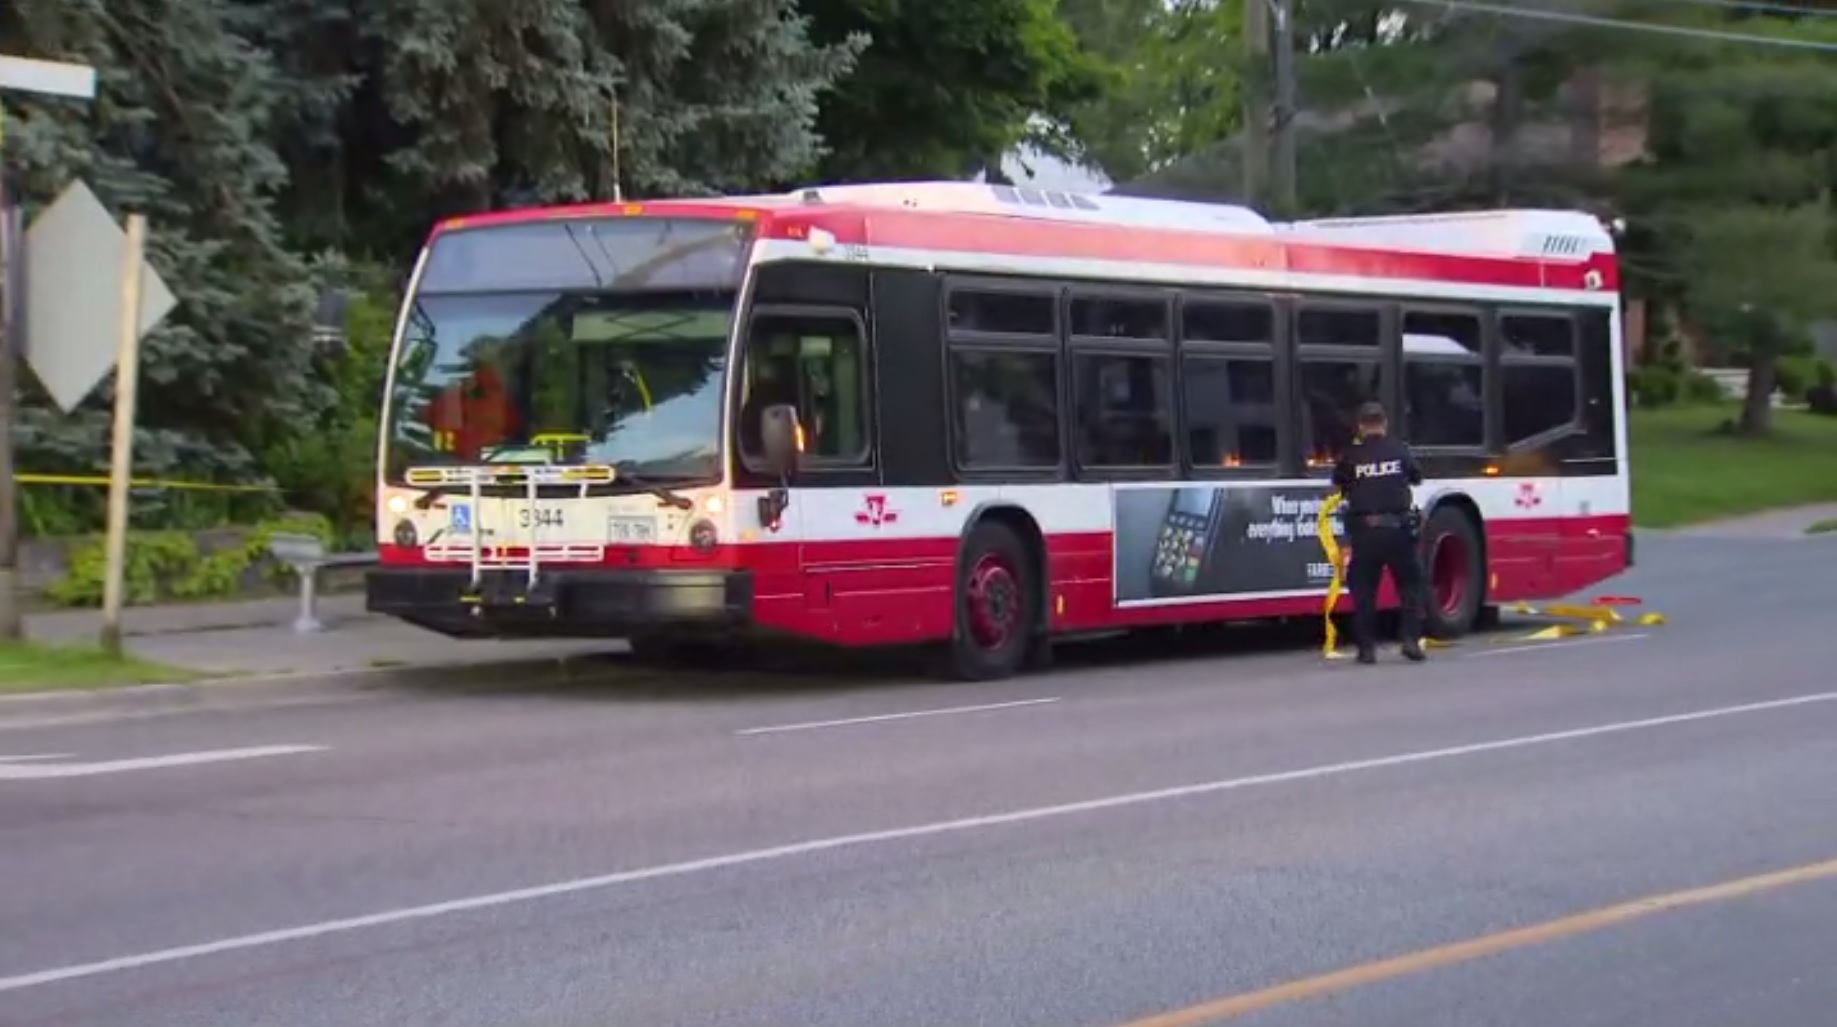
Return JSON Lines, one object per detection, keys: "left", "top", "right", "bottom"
{"left": 1347, "top": 521, "right": 1426, "bottom": 650}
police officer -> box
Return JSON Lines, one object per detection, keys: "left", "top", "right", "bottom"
{"left": 1330, "top": 401, "right": 1427, "bottom": 665}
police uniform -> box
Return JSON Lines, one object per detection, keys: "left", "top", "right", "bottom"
{"left": 1331, "top": 426, "right": 1428, "bottom": 663}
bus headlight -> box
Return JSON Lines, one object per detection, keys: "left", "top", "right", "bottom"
{"left": 688, "top": 519, "right": 719, "bottom": 553}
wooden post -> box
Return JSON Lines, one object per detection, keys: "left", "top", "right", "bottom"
{"left": 99, "top": 213, "right": 147, "bottom": 656}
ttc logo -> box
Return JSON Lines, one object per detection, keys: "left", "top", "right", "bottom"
{"left": 1514, "top": 482, "right": 1543, "bottom": 510}
{"left": 855, "top": 494, "right": 899, "bottom": 527}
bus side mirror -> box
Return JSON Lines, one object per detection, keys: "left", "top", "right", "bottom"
{"left": 756, "top": 404, "right": 800, "bottom": 531}
{"left": 760, "top": 404, "right": 801, "bottom": 479}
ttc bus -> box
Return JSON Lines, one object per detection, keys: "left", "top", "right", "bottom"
{"left": 365, "top": 182, "right": 1631, "bottom": 679}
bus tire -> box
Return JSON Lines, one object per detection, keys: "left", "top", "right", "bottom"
{"left": 948, "top": 520, "right": 1037, "bottom": 681}
{"left": 1420, "top": 505, "right": 1485, "bottom": 639}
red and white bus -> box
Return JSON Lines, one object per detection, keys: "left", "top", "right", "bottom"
{"left": 366, "top": 182, "right": 1631, "bottom": 679}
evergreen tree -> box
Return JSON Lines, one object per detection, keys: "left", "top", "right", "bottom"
{"left": 3, "top": 0, "right": 329, "bottom": 500}
{"left": 1611, "top": 10, "right": 1837, "bottom": 433}
{"left": 799, "top": 0, "right": 1098, "bottom": 183}
{"left": 240, "top": 0, "right": 862, "bottom": 260}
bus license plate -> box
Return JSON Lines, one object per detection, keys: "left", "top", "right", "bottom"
{"left": 608, "top": 516, "right": 656, "bottom": 544}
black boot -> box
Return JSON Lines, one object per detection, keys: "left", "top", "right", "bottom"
{"left": 1401, "top": 639, "right": 1426, "bottom": 662}
{"left": 1356, "top": 646, "right": 1377, "bottom": 665}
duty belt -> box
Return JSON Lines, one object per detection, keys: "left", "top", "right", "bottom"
{"left": 1354, "top": 512, "right": 1412, "bottom": 528}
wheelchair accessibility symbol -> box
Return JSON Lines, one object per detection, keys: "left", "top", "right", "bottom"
{"left": 450, "top": 502, "right": 473, "bottom": 535}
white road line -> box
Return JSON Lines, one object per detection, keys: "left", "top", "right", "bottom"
{"left": 0, "top": 692, "right": 381, "bottom": 734}
{"left": 4, "top": 690, "right": 1835, "bottom": 994}
{"left": 0, "top": 745, "right": 327, "bottom": 780}
{"left": 1467, "top": 633, "right": 1652, "bottom": 658}
{"left": 736, "top": 698, "right": 1062, "bottom": 736}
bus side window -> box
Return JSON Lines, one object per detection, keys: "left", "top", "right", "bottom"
{"left": 1295, "top": 305, "right": 1382, "bottom": 466}
{"left": 740, "top": 313, "right": 870, "bottom": 465}
{"left": 1298, "top": 359, "right": 1381, "bottom": 464}
{"left": 1401, "top": 310, "right": 1485, "bottom": 449}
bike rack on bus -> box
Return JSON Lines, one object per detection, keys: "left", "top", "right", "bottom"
{"left": 403, "top": 463, "right": 617, "bottom": 598}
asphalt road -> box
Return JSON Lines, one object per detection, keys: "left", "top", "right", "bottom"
{"left": 2, "top": 532, "right": 1835, "bottom": 1027}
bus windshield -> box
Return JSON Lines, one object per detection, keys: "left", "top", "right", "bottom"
{"left": 382, "top": 217, "right": 750, "bottom": 482}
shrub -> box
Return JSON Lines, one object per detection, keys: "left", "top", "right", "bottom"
{"left": 1809, "top": 383, "right": 1837, "bottom": 417}
{"left": 1680, "top": 369, "right": 1726, "bottom": 405}
{"left": 46, "top": 514, "right": 333, "bottom": 607}
{"left": 1776, "top": 354, "right": 1816, "bottom": 402}
{"left": 1629, "top": 366, "right": 1682, "bottom": 407}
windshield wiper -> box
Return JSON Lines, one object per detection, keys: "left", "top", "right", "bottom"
{"left": 616, "top": 472, "right": 694, "bottom": 510}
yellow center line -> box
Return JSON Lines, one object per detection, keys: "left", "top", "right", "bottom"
{"left": 1111, "top": 856, "right": 1837, "bottom": 1027}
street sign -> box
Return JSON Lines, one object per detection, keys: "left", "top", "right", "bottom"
{"left": 0, "top": 56, "right": 95, "bottom": 100}
{"left": 23, "top": 180, "right": 176, "bottom": 413}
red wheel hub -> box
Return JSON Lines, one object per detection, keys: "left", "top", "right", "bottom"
{"left": 966, "top": 554, "right": 1021, "bottom": 649}
{"left": 1429, "top": 533, "right": 1470, "bottom": 616}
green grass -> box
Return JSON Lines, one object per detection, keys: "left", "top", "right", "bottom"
{"left": 0, "top": 640, "right": 200, "bottom": 694}
{"left": 1807, "top": 518, "right": 1837, "bottom": 536}
{"left": 1631, "top": 404, "right": 1837, "bottom": 528}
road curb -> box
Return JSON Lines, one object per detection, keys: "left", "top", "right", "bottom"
{"left": 0, "top": 655, "right": 649, "bottom": 729}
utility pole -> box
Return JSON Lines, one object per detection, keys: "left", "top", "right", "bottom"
{"left": 0, "top": 56, "right": 97, "bottom": 642}
{"left": 609, "top": 84, "right": 624, "bottom": 203}
{"left": 0, "top": 113, "right": 18, "bottom": 642}
{"left": 1271, "top": 0, "right": 1299, "bottom": 216}
{"left": 1242, "top": 0, "right": 1269, "bottom": 207}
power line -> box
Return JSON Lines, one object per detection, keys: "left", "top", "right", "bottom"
{"left": 1650, "top": 0, "right": 1837, "bottom": 18}
{"left": 1392, "top": 0, "right": 1837, "bottom": 50}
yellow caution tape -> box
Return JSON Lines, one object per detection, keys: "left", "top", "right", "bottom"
{"left": 1503, "top": 597, "right": 1667, "bottom": 643}
{"left": 1316, "top": 494, "right": 1457, "bottom": 658}
{"left": 17, "top": 473, "right": 279, "bottom": 494}
{"left": 1543, "top": 603, "right": 1623, "bottom": 624}
{"left": 1317, "top": 492, "right": 1347, "bottom": 660}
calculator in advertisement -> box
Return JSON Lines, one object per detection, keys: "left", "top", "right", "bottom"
{"left": 1149, "top": 487, "right": 1220, "bottom": 595}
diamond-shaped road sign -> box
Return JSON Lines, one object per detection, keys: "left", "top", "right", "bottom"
{"left": 23, "top": 180, "right": 177, "bottom": 413}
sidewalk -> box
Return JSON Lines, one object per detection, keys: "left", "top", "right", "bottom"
{"left": 25, "top": 595, "right": 624, "bottom": 677}
{"left": 1666, "top": 502, "right": 1837, "bottom": 541}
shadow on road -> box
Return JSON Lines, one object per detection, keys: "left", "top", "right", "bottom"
{"left": 372, "top": 614, "right": 1538, "bottom": 705}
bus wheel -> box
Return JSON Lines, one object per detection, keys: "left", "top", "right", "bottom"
{"left": 1421, "top": 506, "right": 1484, "bottom": 639}
{"left": 949, "top": 521, "right": 1036, "bottom": 681}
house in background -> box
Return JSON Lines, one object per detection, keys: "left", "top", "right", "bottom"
{"left": 1105, "top": 58, "right": 1653, "bottom": 363}
{"left": 994, "top": 33, "right": 1671, "bottom": 366}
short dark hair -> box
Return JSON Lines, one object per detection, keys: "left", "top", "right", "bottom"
{"left": 1356, "top": 401, "right": 1388, "bottom": 429}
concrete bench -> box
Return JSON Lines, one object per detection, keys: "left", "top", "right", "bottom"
{"left": 268, "top": 533, "right": 378, "bottom": 633}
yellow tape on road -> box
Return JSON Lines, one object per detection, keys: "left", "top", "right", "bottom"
{"left": 1317, "top": 492, "right": 1347, "bottom": 660}
{"left": 1505, "top": 598, "right": 1668, "bottom": 643}
{"left": 17, "top": 473, "right": 279, "bottom": 494}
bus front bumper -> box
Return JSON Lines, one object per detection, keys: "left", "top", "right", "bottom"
{"left": 365, "top": 566, "right": 753, "bottom": 636}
